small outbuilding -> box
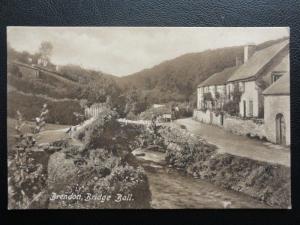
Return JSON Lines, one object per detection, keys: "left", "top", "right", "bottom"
{"left": 263, "top": 74, "right": 290, "bottom": 146}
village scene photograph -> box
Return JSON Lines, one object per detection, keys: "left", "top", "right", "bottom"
{"left": 7, "top": 27, "right": 290, "bottom": 209}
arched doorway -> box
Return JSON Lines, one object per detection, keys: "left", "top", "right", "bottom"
{"left": 276, "top": 113, "right": 286, "bottom": 145}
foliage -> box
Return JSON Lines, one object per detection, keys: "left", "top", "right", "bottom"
{"left": 138, "top": 102, "right": 193, "bottom": 121}
{"left": 34, "top": 104, "right": 49, "bottom": 134}
{"left": 138, "top": 105, "right": 170, "bottom": 120}
{"left": 203, "top": 92, "right": 213, "bottom": 102}
{"left": 223, "top": 100, "right": 239, "bottom": 116}
{"left": 48, "top": 148, "right": 151, "bottom": 209}
{"left": 8, "top": 64, "right": 22, "bottom": 77}
{"left": 48, "top": 109, "right": 151, "bottom": 208}
{"left": 223, "top": 85, "right": 242, "bottom": 116}
{"left": 118, "top": 37, "right": 287, "bottom": 104}
{"left": 124, "top": 88, "right": 150, "bottom": 118}
{"left": 8, "top": 91, "right": 83, "bottom": 125}
{"left": 8, "top": 105, "right": 49, "bottom": 209}
{"left": 232, "top": 86, "right": 242, "bottom": 103}
{"left": 38, "top": 41, "right": 53, "bottom": 60}
{"left": 215, "top": 91, "right": 221, "bottom": 100}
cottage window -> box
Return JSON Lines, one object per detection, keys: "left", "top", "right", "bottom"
{"left": 271, "top": 71, "right": 285, "bottom": 83}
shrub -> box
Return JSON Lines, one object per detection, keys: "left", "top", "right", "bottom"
{"left": 223, "top": 100, "right": 239, "bottom": 116}
{"left": 8, "top": 105, "right": 49, "bottom": 209}
{"left": 126, "top": 111, "right": 138, "bottom": 120}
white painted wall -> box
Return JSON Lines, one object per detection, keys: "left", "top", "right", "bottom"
{"left": 239, "top": 81, "right": 259, "bottom": 117}
{"left": 226, "top": 82, "right": 234, "bottom": 100}
{"left": 264, "top": 95, "right": 290, "bottom": 145}
{"left": 197, "top": 85, "right": 226, "bottom": 110}
{"left": 193, "top": 109, "right": 222, "bottom": 126}
{"left": 197, "top": 87, "right": 203, "bottom": 109}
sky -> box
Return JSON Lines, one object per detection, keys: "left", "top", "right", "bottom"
{"left": 7, "top": 27, "right": 289, "bottom": 76}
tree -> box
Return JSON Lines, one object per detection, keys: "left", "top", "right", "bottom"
{"left": 38, "top": 41, "right": 53, "bottom": 60}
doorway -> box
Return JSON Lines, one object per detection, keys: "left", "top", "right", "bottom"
{"left": 276, "top": 113, "right": 286, "bottom": 145}
{"left": 220, "top": 113, "right": 224, "bottom": 126}
{"left": 243, "top": 100, "right": 246, "bottom": 118}
{"left": 249, "top": 100, "right": 253, "bottom": 117}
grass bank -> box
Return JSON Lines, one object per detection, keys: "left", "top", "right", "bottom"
{"left": 156, "top": 125, "right": 291, "bottom": 208}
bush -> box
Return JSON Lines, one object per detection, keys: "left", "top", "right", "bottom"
{"left": 126, "top": 111, "right": 138, "bottom": 120}
{"left": 139, "top": 106, "right": 170, "bottom": 120}
{"left": 160, "top": 125, "right": 290, "bottom": 208}
{"left": 223, "top": 100, "right": 239, "bottom": 116}
{"left": 48, "top": 142, "right": 151, "bottom": 208}
{"left": 8, "top": 106, "right": 49, "bottom": 209}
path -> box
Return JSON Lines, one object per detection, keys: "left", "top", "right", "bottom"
{"left": 37, "top": 117, "right": 97, "bottom": 146}
{"left": 174, "top": 118, "right": 290, "bottom": 167}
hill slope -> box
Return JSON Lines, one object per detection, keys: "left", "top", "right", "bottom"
{"left": 118, "top": 37, "right": 288, "bottom": 104}
{"left": 7, "top": 46, "right": 121, "bottom": 124}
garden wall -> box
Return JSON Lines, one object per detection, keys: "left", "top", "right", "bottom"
{"left": 193, "top": 109, "right": 222, "bottom": 126}
{"left": 223, "top": 115, "right": 266, "bottom": 139}
{"left": 193, "top": 110, "right": 266, "bottom": 139}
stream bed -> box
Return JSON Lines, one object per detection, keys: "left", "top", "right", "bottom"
{"left": 133, "top": 149, "right": 271, "bottom": 209}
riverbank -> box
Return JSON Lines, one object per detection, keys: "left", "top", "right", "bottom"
{"left": 133, "top": 150, "right": 270, "bottom": 208}
{"left": 150, "top": 125, "right": 291, "bottom": 208}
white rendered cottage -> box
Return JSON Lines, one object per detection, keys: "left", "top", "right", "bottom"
{"left": 197, "top": 66, "right": 238, "bottom": 110}
{"left": 226, "top": 40, "right": 289, "bottom": 118}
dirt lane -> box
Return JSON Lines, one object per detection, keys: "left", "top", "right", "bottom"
{"left": 174, "top": 118, "right": 290, "bottom": 167}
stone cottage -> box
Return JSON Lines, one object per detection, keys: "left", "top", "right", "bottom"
{"left": 263, "top": 70, "right": 290, "bottom": 146}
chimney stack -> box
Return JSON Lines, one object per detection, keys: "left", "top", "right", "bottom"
{"left": 244, "top": 43, "right": 256, "bottom": 63}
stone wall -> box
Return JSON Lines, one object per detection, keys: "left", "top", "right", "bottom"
{"left": 193, "top": 110, "right": 266, "bottom": 139}
{"left": 193, "top": 109, "right": 222, "bottom": 126}
{"left": 223, "top": 115, "right": 266, "bottom": 139}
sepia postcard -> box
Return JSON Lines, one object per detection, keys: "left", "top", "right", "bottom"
{"left": 7, "top": 27, "right": 291, "bottom": 209}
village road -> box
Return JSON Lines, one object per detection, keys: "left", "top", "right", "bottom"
{"left": 174, "top": 118, "right": 290, "bottom": 167}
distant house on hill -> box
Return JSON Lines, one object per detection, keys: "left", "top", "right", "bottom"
{"left": 263, "top": 72, "right": 290, "bottom": 145}
{"left": 37, "top": 56, "right": 48, "bottom": 67}
{"left": 12, "top": 62, "right": 40, "bottom": 79}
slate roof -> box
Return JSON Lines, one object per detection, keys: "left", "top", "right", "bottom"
{"left": 198, "top": 66, "right": 238, "bottom": 87}
{"left": 227, "top": 40, "right": 289, "bottom": 82}
{"left": 263, "top": 73, "right": 290, "bottom": 95}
